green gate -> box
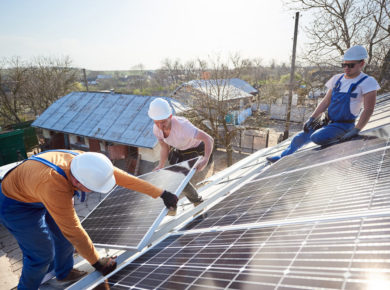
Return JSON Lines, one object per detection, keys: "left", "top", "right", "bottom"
{"left": 0, "top": 130, "right": 28, "bottom": 166}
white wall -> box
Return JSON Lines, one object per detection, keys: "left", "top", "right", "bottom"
{"left": 270, "top": 104, "right": 312, "bottom": 122}
{"left": 69, "top": 134, "right": 77, "bottom": 144}
{"left": 139, "top": 144, "right": 160, "bottom": 163}
{"left": 42, "top": 129, "right": 50, "bottom": 138}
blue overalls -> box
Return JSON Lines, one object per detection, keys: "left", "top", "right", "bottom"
{"left": 278, "top": 74, "right": 368, "bottom": 159}
{"left": 0, "top": 150, "right": 81, "bottom": 290}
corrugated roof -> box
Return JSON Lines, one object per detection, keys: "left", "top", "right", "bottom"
{"left": 185, "top": 78, "right": 256, "bottom": 101}
{"left": 32, "top": 92, "right": 183, "bottom": 149}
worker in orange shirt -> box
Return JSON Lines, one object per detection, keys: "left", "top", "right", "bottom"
{"left": 0, "top": 150, "right": 177, "bottom": 290}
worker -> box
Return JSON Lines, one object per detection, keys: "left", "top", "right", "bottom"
{"left": 0, "top": 150, "right": 177, "bottom": 289}
{"left": 148, "top": 98, "right": 214, "bottom": 215}
{"left": 267, "top": 45, "right": 380, "bottom": 163}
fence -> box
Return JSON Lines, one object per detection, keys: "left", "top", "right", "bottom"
{"left": 216, "top": 128, "right": 282, "bottom": 154}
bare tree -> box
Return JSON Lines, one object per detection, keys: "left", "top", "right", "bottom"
{"left": 0, "top": 57, "right": 28, "bottom": 124}
{"left": 174, "top": 55, "right": 254, "bottom": 166}
{"left": 259, "top": 78, "right": 285, "bottom": 112}
{"left": 285, "top": 0, "right": 390, "bottom": 88}
{"left": 160, "top": 58, "right": 184, "bottom": 88}
{"left": 0, "top": 56, "right": 78, "bottom": 127}
{"left": 25, "top": 56, "right": 78, "bottom": 116}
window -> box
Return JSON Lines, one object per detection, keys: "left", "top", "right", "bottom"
{"left": 76, "top": 136, "right": 85, "bottom": 145}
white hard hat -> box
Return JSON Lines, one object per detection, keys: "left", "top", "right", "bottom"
{"left": 148, "top": 98, "right": 172, "bottom": 120}
{"left": 70, "top": 152, "right": 116, "bottom": 193}
{"left": 343, "top": 45, "right": 368, "bottom": 61}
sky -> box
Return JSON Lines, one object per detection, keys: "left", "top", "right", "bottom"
{"left": 0, "top": 0, "right": 311, "bottom": 70}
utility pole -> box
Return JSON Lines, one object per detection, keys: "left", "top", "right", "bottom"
{"left": 82, "top": 68, "right": 89, "bottom": 92}
{"left": 283, "top": 11, "right": 299, "bottom": 140}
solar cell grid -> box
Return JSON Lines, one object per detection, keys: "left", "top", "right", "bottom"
{"left": 106, "top": 217, "right": 390, "bottom": 289}
{"left": 350, "top": 93, "right": 390, "bottom": 130}
{"left": 260, "top": 133, "right": 389, "bottom": 178}
{"left": 82, "top": 158, "right": 198, "bottom": 249}
{"left": 185, "top": 149, "right": 390, "bottom": 230}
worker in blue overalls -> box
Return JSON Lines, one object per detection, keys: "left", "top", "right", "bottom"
{"left": 267, "top": 45, "right": 381, "bottom": 163}
{"left": 0, "top": 150, "right": 178, "bottom": 289}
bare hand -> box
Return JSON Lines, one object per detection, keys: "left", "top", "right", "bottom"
{"left": 153, "top": 164, "right": 164, "bottom": 171}
{"left": 195, "top": 157, "right": 209, "bottom": 171}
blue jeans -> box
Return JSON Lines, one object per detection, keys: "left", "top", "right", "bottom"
{"left": 280, "top": 122, "right": 355, "bottom": 158}
{"left": 0, "top": 186, "right": 74, "bottom": 290}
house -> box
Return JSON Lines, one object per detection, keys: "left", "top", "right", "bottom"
{"left": 32, "top": 92, "right": 185, "bottom": 174}
{"left": 173, "top": 78, "right": 258, "bottom": 111}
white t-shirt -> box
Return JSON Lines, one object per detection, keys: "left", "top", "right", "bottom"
{"left": 326, "top": 72, "right": 380, "bottom": 117}
{"left": 153, "top": 116, "right": 201, "bottom": 150}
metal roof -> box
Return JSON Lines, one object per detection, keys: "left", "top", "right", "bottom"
{"left": 32, "top": 92, "right": 183, "bottom": 149}
{"left": 229, "top": 78, "right": 258, "bottom": 94}
{"left": 185, "top": 78, "right": 256, "bottom": 101}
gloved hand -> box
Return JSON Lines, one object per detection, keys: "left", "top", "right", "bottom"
{"left": 340, "top": 127, "right": 360, "bottom": 142}
{"left": 93, "top": 256, "right": 117, "bottom": 276}
{"left": 160, "top": 190, "right": 178, "bottom": 210}
{"left": 303, "top": 117, "right": 315, "bottom": 133}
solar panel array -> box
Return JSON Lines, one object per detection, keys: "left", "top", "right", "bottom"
{"left": 107, "top": 217, "right": 390, "bottom": 289}
{"left": 185, "top": 134, "right": 390, "bottom": 230}
{"left": 97, "top": 94, "right": 390, "bottom": 289}
{"left": 258, "top": 134, "right": 389, "bottom": 178}
{"left": 365, "top": 93, "right": 390, "bottom": 130}
{"left": 82, "top": 158, "right": 198, "bottom": 249}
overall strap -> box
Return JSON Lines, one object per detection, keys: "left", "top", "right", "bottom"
{"left": 35, "top": 149, "right": 79, "bottom": 156}
{"left": 347, "top": 75, "right": 369, "bottom": 94}
{"left": 0, "top": 150, "right": 78, "bottom": 182}
{"left": 29, "top": 150, "right": 85, "bottom": 200}
{"left": 29, "top": 156, "right": 68, "bottom": 179}
{"left": 29, "top": 150, "right": 80, "bottom": 179}
{"left": 333, "top": 74, "right": 344, "bottom": 91}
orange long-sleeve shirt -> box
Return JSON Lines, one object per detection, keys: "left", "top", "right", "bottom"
{"left": 1, "top": 150, "right": 163, "bottom": 265}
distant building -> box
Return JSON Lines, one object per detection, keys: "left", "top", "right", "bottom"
{"left": 96, "top": 74, "right": 113, "bottom": 80}
{"left": 173, "top": 78, "right": 258, "bottom": 115}
{"left": 32, "top": 92, "right": 186, "bottom": 174}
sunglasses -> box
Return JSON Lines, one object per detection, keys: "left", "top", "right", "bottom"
{"left": 341, "top": 62, "right": 360, "bottom": 68}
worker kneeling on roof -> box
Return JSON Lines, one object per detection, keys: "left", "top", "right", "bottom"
{"left": 148, "top": 98, "right": 214, "bottom": 216}
{"left": 0, "top": 150, "right": 177, "bottom": 290}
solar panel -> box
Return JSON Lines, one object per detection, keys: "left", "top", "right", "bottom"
{"left": 71, "top": 93, "right": 390, "bottom": 289}
{"left": 185, "top": 141, "right": 390, "bottom": 230}
{"left": 260, "top": 132, "right": 390, "bottom": 178}
{"left": 105, "top": 216, "right": 390, "bottom": 289}
{"left": 81, "top": 158, "right": 198, "bottom": 250}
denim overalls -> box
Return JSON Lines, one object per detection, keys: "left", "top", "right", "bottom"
{"left": 0, "top": 150, "right": 81, "bottom": 290}
{"left": 280, "top": 74, "right": 368, "bottom": 157}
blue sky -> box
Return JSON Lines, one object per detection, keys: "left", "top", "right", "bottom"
{"left": 0, "top": 0, "right": 310, "bottom": 70}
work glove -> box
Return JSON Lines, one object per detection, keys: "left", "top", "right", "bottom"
{"left": 93, "top": 256, "right": 117, "bottom": 276}
{"left": 340, "top": 128, "right": 360, "bottom": 142}
{"left": 160, "top": 190, "right": 178, "bottom": 210}
{"left": 303, "top": 117, "right": 315, "bottom": 133}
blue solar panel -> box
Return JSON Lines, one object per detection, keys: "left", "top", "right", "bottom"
{"left": 75, "top": 96, "right": 390, "bottom": 290}
{"left": 185, "top": 147, "right": 390, "bottom": 230}
{"left": 82, "top": 158, "right": 198, "bottom": 249}
{"left": 106, "top": 216, "right": 390, "bottom": 289}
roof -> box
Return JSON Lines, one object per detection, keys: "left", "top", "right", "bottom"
{"left": 229, "top": 78, "right": 258, "bottom": 94}
{"left": 184, "top": 78, "right": 257, "bottom": 101}
{"left": 32, "top": 92, "right": 184, "bottom": 149}
{"left": 70, "top": 91, "right": 390, "bottom": 289}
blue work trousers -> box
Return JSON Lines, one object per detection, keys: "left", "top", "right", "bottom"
{"left": 0, "top": 186, "right": 74, "bottom": 290}
{"left": 280, "top": 122, "right": 355, "bottom": 158}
